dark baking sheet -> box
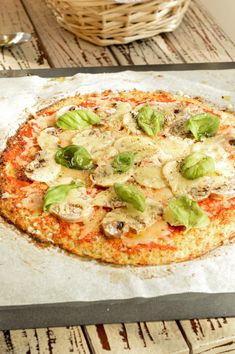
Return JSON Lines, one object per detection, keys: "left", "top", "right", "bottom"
{"left": 1, "top": 61, "right": 235, "bottom": 78}
{"left": 1, "top": 62, "right": 235, "bottom": 330}
{"left": 0, "top": 293, "right": 233, "bottom": 330}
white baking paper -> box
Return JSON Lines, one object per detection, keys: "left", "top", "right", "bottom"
{"left": 0, "top": 69, "right": 235, "bottom": 306}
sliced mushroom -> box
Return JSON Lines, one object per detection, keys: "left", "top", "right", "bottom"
{"left": 92, "top": 188, "right": 125, "bottom": 208}
{"left": 122, "top": 111, "right": 139, "bottom": 134}
{"left": 50, "top": 188, "right": 93, "bottom": 222}
{"left": 72, "top": 128, "right": 116, "bottom": 161}
{"left": 101, "top": 202, "right": 162, "bottom": 239}
{"left": 37, "top": 127, "right": 60, "bottom": 150}
{"left": 163, "top": 160, "right": 233, "bottom": 201}
{"left": 102, "top": 219, "right": 129, "bottom": 238}
{"left": 211, "top": 178, "right": 235, "bottom": 199}
{"left": 101, "top": 208, "right": 142, "bottom": 238}
{"left": 114, "top": 135, "right": 158, "bottom": 162}
{"left": 25, "top": 151, "right": 61, "bottom": 183}
{"left": 168, "top": 118, "right": 190, "bottom": 138}
{"left": 98, "top": 102, "right": 132, "bottom": 130}
{"left": 50, "top": 203, "right": 83, "bottom": 222}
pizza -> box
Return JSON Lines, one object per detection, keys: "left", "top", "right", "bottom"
{"left": 0, "top": 89, "right": 234, "bottom": 265}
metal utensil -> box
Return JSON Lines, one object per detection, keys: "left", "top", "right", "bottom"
{"left": 0, "top": 32, "right": 32, "bottom": 48}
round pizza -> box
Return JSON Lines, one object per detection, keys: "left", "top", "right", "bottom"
{"left": 0, "top": 90, "right": 234, "bottom": 265}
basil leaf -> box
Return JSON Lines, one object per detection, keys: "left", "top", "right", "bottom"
{"left": 180, "top": 152, "right": 215, "bottom": 180}
{"left": 55, "top": 145, "right": 94, "bottom": 170}
{"left": 185, "top": 113, "right": 220, "bottom": 140}
{"left": 75, "top": 109, "right": 100, "bottom": 125}
{"left": 56, "top": 109, "right": 100, "bottom": 130}
{"left": 114, "top": 183, "right": 145, "bottom": 212}
{"left": 112, "top": 151, "right": 135, "bottom": 173}
{"left": 163, "top": 196, "right": 210, "bottom": 229}
{"left": 43, "top": 181, "right": 84, "bottom": 212}
{"left": 137, "top": 105, "right": 164, "bottom": 136}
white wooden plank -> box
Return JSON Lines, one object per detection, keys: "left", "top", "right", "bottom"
{"left": 0, "top": 0, "right": 49, "bottom": 70}
{"left": 21, "top": 0, "right": 118, "bottom": 67}
{"left": 0, "top": 331, "right": 13, "bottom": 353}
{"left": 111, "top": 0, "right": 235, "bottom": 65}
{"left": 111, "top": 30, "right": 183, "bottom": 65}
{"left": 0, "top": 327, "right": 90, "bottom": 354}
{"left": 180, "top": 317, "right": 235, "bottom": 353}
{"left": 9, "top": 329, "right": 30, "bottom": 354}
{"left": 85, "top": 322, "right": 189, "bottom": 354}
{"left": 34, "top": 326, "right": 90, "bottom": 354}
{"left": 166, "top": 0, "right": 235, "bottom": 63}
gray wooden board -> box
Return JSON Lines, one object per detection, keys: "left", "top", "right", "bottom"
{"left": 0, "top": 62, "right": 235, "bottom": 330}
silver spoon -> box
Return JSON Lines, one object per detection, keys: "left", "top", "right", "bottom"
{"left": 0, "top": 32, "right": 32, "bottom": 48}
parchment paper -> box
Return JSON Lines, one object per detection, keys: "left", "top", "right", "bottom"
{"left": 0, "top": 69, "right": 235, "bottom": 306}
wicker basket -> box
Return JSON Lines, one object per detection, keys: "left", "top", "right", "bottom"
{"left": 46, "top": 0, "right": 191, "bottom": 46}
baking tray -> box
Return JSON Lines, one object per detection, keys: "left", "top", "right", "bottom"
{"left": 1, "top": 62, "right": 235, "bottom": 330}
{"left": 1, "top": 62, "right": 235, "bottom": 78}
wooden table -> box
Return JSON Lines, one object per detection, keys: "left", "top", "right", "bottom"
{"left": 1, "top": 0, "right": 235, "bottom": 353}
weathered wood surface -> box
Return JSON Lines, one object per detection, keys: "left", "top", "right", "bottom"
{"left": 111, "top": 0, "right": 235, "bottom": 65}
{"left": 1, "top": 0, "right": 235, "bottom": 353}
{"left": 180, "top": 318, "right": 235, "bottom": 353}
{"left": 85, "top": 322, "right": 189, "bottom": 354}
{"left": 0, "top": 327, "right": 90, "bottom": 354}
{"left": 0, "top": 0, "right": 50, "bottom": 70}
{"left": 21, "top": 0, "right": 117, "bottom": 67}
{"left": 2, "top": 320, "right": 235, "bottom": 353}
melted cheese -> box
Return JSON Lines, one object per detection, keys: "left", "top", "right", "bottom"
{"left": 121, "top": 217, "right": 170, "bottom": 247}
{"left": 114, "top": 136, "right": 158, "bottom": 162}
{"left": 92, "top": 163, "right": 133, "bottom": 187}
{"left": 100, "top": 102, "right": 132, "bottom": 130}
{"left": 56, "top": 105, "right": 79, "bottom": 118}
{"left": 144, "top": 187, "right": 173, "bottom": 205}
{"left": 134, "top": 165, "right": 166, "bottom": 189}
{"left": 92, "top": 189, "right": 124, "bottom": 208}
{"left": 192, "top": 137, "right": 234, "bottom": 178}
{"left": 21, "top": 191, "right": 44, "bottom": 211}
{"left": 72, "top": 129, "right": 116, "bottom": 161}
{"left": 111, "top": 102, "right": 132, "bottom": 120}
{"left": 155, "top": 136, "right": 192, "bottom": 163}
{"left": 58, "top": 130, "right": 77, "bottom": 147}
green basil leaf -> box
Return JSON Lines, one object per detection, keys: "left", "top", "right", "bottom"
{"left": 43, "top": 181, "right": 84, "bottom": 212}
{"left": 56, "top": 109, "right": 100, "bottom": 130}
{"left": 163, "top": 195, "right": 210, "bottom": 229}
{"left": 185, "top": 113, "right": 220, "bottom": 140}
{"left": 75, "top": 109, "right": 100, "bottom": 125}
{"left": 180, "top": 152, "right": 215, "bottom": 180}
{"left": 137, "top": 105, "right": 164, "bottom": 136}
{"left": 112, "top": 151, "right": 135, "bottom": 173}
{"left": 114, "top": 183, "right": 145, "bottom": 212}
{"left": 55, "top": 145, "right": 94, "bottom": 170}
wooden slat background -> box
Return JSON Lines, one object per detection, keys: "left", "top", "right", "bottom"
{"left": 1, "top": 0, "right": 235, "bottom": 353}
